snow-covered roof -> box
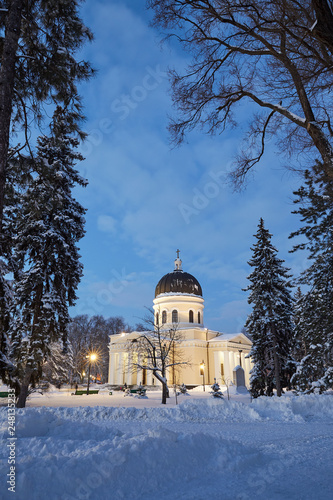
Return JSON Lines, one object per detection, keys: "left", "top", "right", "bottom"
{"left": 208, "top": 333, "right": 251, "bottom": 344}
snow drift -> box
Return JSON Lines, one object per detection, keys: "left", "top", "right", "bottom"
{"left": 0, "top": 394, "right": 332, "bottom": 500}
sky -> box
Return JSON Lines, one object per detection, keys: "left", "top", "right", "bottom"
{"left": 70, "top": 0, "right": 308, "bottom": 332}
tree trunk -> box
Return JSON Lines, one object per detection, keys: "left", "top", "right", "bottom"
{"left": 16, "top": 369, "right": 32, "bottom": 408}
{"left": 162, "top": 381, "right": 167, "bottom": 404}
{"left": 153, "top": 368, "right": 168, "bottom": 404}
{"left": 312, "top": 0, "right": 333, "bottom": 54}
{"left": 307, "top": 122, "right": 333, "bottom": 180}
{"left": 0, "top": 0, "right": 23, "bottom": 236}
{"left": 271, "top": 324, "right": 282, "bottom": 397}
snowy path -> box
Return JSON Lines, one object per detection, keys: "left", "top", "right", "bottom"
{"left": 0, "top": 392, "right": 332, "bottom": 500}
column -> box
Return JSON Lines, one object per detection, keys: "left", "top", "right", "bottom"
{"left": 223, "top": 350, "right": 230, "bottom": 385}
{"left": 108, "top": 352, "right": 115, "bottom": 384}
{"left": 228, "top": 351, "right": 236, "bottom": 383}
{"left": 146, "top": 370, "right": 153, "bottom": 386}
{"left": 121, "top": 353, "right": 128, "bottom": 385}
{"left": 126, "top": 353, "right": 132, "bottom": 385}
{"left": 136, "top": 354, "right": 142, "bottom": 386}
{"left": 213, "top": 351, "right": 221, "bottom": 384}
{"left": 116, "top": 353, "right": 123, "bottom": 385}
{"left": 244, "top": 355, "right": 252, "bottom": 386}
{"left": 131, "top": 353, "right": 138, "bottom": 386}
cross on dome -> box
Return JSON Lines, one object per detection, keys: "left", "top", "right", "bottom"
{"left": 174, "top": 249, "right": 182, "bottom": 270}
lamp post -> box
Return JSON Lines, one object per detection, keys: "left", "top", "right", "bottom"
{"left": 86, "top": 353, "right": 97, "bottom": 395}
{"left": 200, "top": 360, "right": 205, "bottom": 391}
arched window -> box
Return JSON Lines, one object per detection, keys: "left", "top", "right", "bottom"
{"left": 189, "top": 310, "right": 194, "bottom": 323}
{"left": 172, "top": 310, "right": 178, "bottom": 323}
{"left": 162, "top": 311, "right": 167, "bottom": 324}
{"left": 155, "top": 312, "right": 159, "bottom": 326}
{"left": 198, "top": 311, "right": 201, "bottom": 324}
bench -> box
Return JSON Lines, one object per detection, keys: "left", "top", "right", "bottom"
{"left": 74, "top": 390, "right": 99, "bottom": 395}
{"left": 130, "top": 388, "right": 146, "bottom": 395}
{"left": 0, "top": 392, "right": 9, "bottom": 398}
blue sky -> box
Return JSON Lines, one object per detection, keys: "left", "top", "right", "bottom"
{"left": 70, "top": 0, "right": 307, "bottom": 332}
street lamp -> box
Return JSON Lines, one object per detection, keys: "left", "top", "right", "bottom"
{"left": 200, "top": 360, "right": 205, "bottom": 391}
{"left": 86, "top": 353, "right": 97, "bottom": 395}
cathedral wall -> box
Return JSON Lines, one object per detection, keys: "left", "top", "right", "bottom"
{"left": 108, "top": 334, "right": 252, "bottom": 388}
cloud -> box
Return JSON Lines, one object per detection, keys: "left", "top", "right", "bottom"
{"left": 209, "top": 299, "right": 250, "bottom": 333}
{"left": 71, "top": 1, "right": 307, "bottom": 333}
{"left": 97, "top": 215, "right": 117, "bottom": 233}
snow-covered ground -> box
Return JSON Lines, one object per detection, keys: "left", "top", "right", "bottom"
{"left": 0, "top": 387, "right": 332, "bottom": 500}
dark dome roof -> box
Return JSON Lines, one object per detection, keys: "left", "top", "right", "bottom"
{"left": 155, "top": 270, "right": 202, "bottom": 298}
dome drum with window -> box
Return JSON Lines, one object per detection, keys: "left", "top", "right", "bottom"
{"left": 153, "top": 251, "right": 204, "bottom": 328}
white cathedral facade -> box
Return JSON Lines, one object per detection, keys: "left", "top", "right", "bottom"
{"left": 108, "top": 252, "right": 252, "bottom": 388}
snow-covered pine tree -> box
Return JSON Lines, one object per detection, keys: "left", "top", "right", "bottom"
{"left": 179, "top": 383, "right": 188, "bottom": 394}
{"left": 10, "top": 106, "right": 87, "bottom": 407}
{"left": 0, "top": 0, "right": 93, "bottom": 387}
{"left": 245, "top": 218, "right": 294, "bottom": 397}
{"left": 0, "top": 0, "right": 93, "bottom": 232}
{"left": 137, "top": 383, "right": 146, "bottom": 397}
{"left": 292, "top": 290, "right": 332, "bottom": 392}
{"left": 0, "top": 155, "right": 32, "bottom": 381}
{"left": 42, "top": 342, "right": 74, "bottom": 388}
{"left": 210, "top": 378, "right": 224, "bottom": 399}
{"left": 0, "top": 196, "right": 13, "bottom": 380}
{"left": 0, "top": 258, "right": 13, "bottom": 380}
{"left": 290, "top": 165, "right": 333, "bottom": 392}
{"left": 292, "top": 288, "right": 306, "bottom": 360}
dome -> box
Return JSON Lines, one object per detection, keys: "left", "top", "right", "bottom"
{"left": 155, "top": 251, "right": 203, "bottom": 298}
{"left": 155, "top": 270, "right": 202, "bottom": 298}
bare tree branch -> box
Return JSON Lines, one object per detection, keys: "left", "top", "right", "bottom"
{"left": 148, "top": 0, "right": 333, "bottom": 184}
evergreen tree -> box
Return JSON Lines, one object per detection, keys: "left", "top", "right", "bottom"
{"left": 0, "top": 0, "right": 93, "bottom": 232}
{"left": 292, "top": 288, "right": 306, "bottom": 361}
{"left": 137, "top": 383, "right": 147, "bottom": 398}
{"left": 0, "top": 257, "right": 13, "bottom": 379}
{"left": 290, "top": 165, "right": 333, "bottom": 392}
{"left": 210, "top": 379, "right": 224, "bottom": 399}
{"left": 10, "top": 107, "right": 86, "bottom": 407}
{"left": 179, "top": 383, "right": 188, "bottom": 395}
{"left": 0, "top": 155, "right": 32, "bottom": 380}
{"left": 42, "top": 341, "right": 74, "bottom": 388}
{"left": 0, "top": 0, "right": 93, "bottom": 387}
{"left": 245, "top": 219, "right": 294, "bottom": 397}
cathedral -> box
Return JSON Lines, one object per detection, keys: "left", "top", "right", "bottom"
{"left": 108, "top": 252, "right": 252, "bottom": 388}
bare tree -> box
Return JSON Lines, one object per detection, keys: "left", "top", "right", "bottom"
{"left": 129, "top": 311, "right": 188, "bottom": 404}
{"left": 68, "top": 315, "right": 131, "bottom": 383}
{"left": 312, "top": 1, "right": 333, "bottom": 53}
{"left": 148, "top": 0, "right": 333, "bottom": 185}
